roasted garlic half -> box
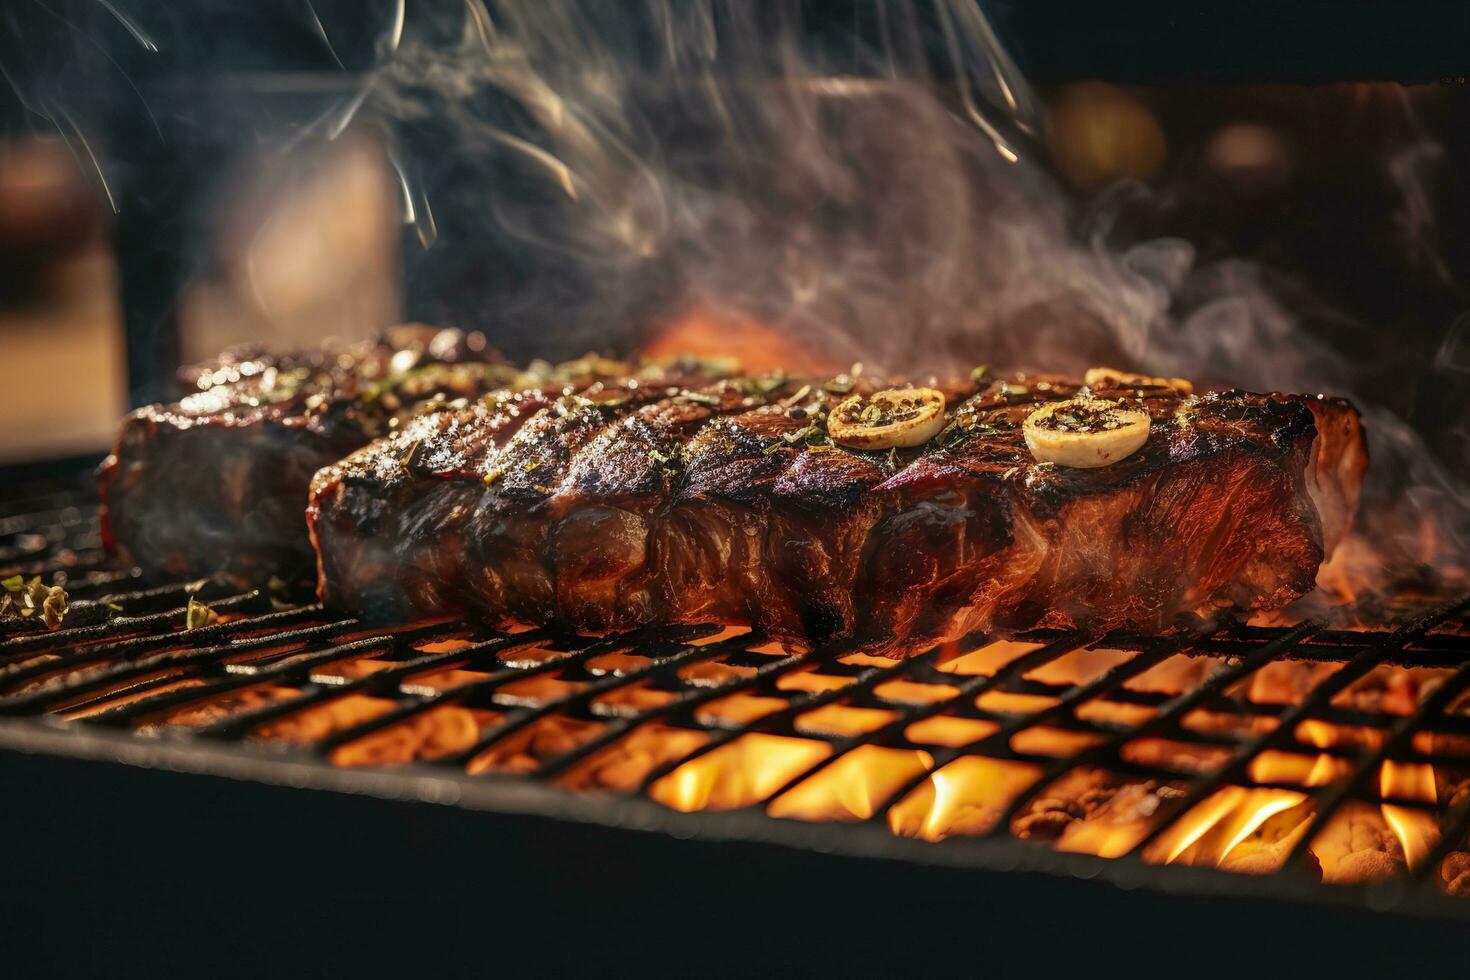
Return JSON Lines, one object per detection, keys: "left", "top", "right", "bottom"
{"left": 828, "top": 387, "right": 946, "bottom": 450}
{"left": 1023, "top": 396, "right": 1150, "bottom": 468}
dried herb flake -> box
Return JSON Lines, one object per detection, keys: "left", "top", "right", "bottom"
{"left": 185, "top": 597, "right": 214, "bottom": 630}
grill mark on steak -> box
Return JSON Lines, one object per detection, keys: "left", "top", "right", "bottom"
{"left": 310, "top": 374, "right": 1367, "bottom": 654}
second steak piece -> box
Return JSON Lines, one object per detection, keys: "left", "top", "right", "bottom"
{"left": 308, "top": 373, "right": 1366, "bottom": 654}
{"left": 98, "top": 330, "right": 621, "bottom": 585}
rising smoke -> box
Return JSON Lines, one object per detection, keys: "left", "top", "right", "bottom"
{"left": 4, "top": 0, "right": 1467, "bottom": 596}
{"left": 369, "top": 0, "right": 1468, "bottom": 594}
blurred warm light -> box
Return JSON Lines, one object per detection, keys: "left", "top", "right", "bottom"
{"left": 976, "top": 690, "right": 1060, "bottom": 715}
{"left": 1203, "top": 123, "right": 1293, "bottom": 193}
{"left": 873, "top": 679, "right": 960, "bottom": 705}
{"left": 695, "top": 693, "right": 787, "bottom": 726}
{"left": 1023, "top": 647, "right": 1134, "bottom": 686}
{"left": 0, "top": 138, "right": 126, "bottom": 462}
{"left": 1046, "top": 82, "right": 1167, "bottom": 192}
{"left": 640, "top": 305, "right": 839, "bottom": 374}
{"left": 177, "top": 131, "right": 401, "bottom": 362}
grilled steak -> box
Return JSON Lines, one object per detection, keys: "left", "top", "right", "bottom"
{"left": 99, "top": 329, "right": 633, "bottom": 584}
{"left": 308, "top": 372, "right": 1366, "bottom": 653}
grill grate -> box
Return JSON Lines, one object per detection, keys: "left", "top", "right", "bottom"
{"left": 3, "top": 470, "right": 1470, "bottom": 913}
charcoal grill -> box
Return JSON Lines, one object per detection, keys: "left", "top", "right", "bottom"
{"left": 4, "top": 462, "right": 1470, "bottom": 977}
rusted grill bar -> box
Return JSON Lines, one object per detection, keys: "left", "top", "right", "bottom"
{"left": 3, "top": 471, "right": 1469, "bottom": 910}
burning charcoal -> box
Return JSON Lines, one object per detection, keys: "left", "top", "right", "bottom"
{"left": 1313, "top": 805, "right": 1421, "bottom": 885}
{"left": 1014, "top": 798, "right": 1081, "bottom": 840}
{"left": 1219, "top": 825, "right": 1321, "bottom": 880}
{"left": 254, "top": 694, "right": 397, "bottom": 745}
{"left": 140, "top": 686, "right": 299, "bottom": 733}
{"left": 1443, "top": 850, "right": 1470, "bottom": 897}
{"left": 1332, "top": 849, "right": 1401, "bottom": 885}
{"left": 1012, "top": 768, "right": 1185, "bottom": 856}
{"left": 1441, "top": 851, "right": 1470, "bottom": 885}
{"left": 468, "top": 716, "right": 603, "bottom": 775}
{"left": 1447, "top": 780, "right": 1470, "bottom": 812}
{"left": 330, "top": 706, "right": 485, "bottom": 768}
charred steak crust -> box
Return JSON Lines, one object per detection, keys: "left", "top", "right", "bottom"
{"left": 308, "top": 374, "right": 1367, "bottom": 653}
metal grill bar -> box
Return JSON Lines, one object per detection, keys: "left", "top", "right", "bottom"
{"left": 863, "top": 626, "right": 1223, "bottom": 829}
{"left": 1123, "top": 604, "right": 1457, "bottom": 860}
{"left": 1281, "top": 613, "right": 1470, "bottom": 879}
{"left": 629, "top": 638, "right": 949, "bottom": 796}
{"left": 2, "top": 472, "right": 1469, "bottom": 912}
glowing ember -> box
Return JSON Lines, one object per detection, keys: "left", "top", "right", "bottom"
{"left": 795, "top": 703, "right": 899, "bottom": 737}
{"left": 904, "top": 716, "right": 999, "bottom": 748}
{"left": 467, "top": 715, "right": 604, "bottom": 775}
{"left": 558, "top": 724, "right": 711, "bottom": 793}
{"left": 976, "top": 690, "right": 1061, "bottom": 714}
{"left": 695, "top": 693, "right": 787, "bottom": 726}
{"left": 1010, "top": 726, "right": 1106, "bottom": 757}
{"left": 588, "top": 680, "right": 677, "bottom": 716}
{"left": 935, "top": 640, "right": 1044, "bottom": 676}
{"left": 775, "top": 669, "right": 853, "bottom": 693}
{"left": 1018, "top": 769, "right": 1181, "bottom": 858}
{"left": 254, "top": 694, "right": 396, "bottom": 744}
{"left": 331, "top": 705, "right": 493, "bottom": 768}
{"left": 1024, "top": 647, "right": 1134, "bottom": 686}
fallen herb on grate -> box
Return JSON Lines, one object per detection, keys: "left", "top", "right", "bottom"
{"left": 1, "top": 574, "right": 69, "bottom": 630}
{"left": 185, "top": 596, "right": 215, "bottom": 630}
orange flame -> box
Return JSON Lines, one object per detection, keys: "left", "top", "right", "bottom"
{"left": 1143, "top": 787, "right": 1309, "bottom": 872}
{"left": 888, "top": 757, "right": 1041, "bottom": 841}
{"left": 640, "top": 305, "right": 839, "bottom": 375}
{"left": 768, "top": 746, "right": 933, "bottom": 822}
{"left": 1379, "top": 759, "right": 1440, "bottom": 871}
{"left": 649, "top": 734, "right": 831, "bottom": 812}
{"left": 1143, "top": 720, "right": 1353, "bottom": 873}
